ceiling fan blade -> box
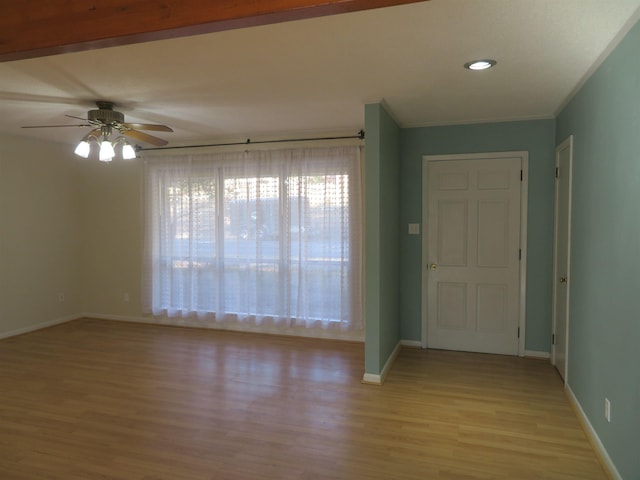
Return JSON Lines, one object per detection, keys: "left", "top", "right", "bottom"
{"left": 123, "top": 129, "right": 168, "bottom": 146}
{"left": 65, "top": 114, "right": 89, "bottom": 121}
{"left": 22, "top": 124, "right": 92, "bottom": 128}
{"left": 121, "top": 123, "right": 173, "bottom": 132}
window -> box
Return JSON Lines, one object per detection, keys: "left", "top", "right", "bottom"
{"left": 143, "top": 146, "right": 362, "bottom": 336}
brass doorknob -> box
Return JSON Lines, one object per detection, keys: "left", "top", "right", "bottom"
{"left": 430, "top": 263, "right": 438, "bottom": 271}
{"left": 559, "top": 276, "right": 567, "bottom": 283}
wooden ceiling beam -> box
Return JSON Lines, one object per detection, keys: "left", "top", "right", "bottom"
{"left": 0, "top": 0, "right": 427, "bottom": 62}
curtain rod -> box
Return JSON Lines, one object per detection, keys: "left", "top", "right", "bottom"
{"left": 138, "top": 129, "right": 365, "bottom": 152}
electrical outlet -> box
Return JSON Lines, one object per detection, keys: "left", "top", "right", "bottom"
{"left": 58, "top": 293, "right": 65, "bottom": 303}
{"left": 123, "top": 292, "right": 130, "bottom": 303}
{"left": 605, "top": 398, "right": 611, "bottom": 422}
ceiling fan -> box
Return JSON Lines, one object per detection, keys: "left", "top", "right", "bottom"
{"left": 22, "top": 101, "right": 173, "bottom": 161}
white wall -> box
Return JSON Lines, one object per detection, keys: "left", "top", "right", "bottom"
{"left": 0, "top": 134, "right": 82, "bottom": 337}
{"left": 76, "top": 157, "right": 144, "bottom": 317}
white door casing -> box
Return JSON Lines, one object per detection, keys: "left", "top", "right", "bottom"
{"left": 421, "top": 152, "right": 528, "bottom": 356}
{"left": 552, "top": 136, "right": 573, "bottom": 382}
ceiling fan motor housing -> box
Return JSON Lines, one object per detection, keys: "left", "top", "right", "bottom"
{"left": 88, "top": 108, "right": 124, "bottom": 125}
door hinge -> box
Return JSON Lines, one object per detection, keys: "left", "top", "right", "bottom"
{"left": 520, "top": 170, "right": 523, "bottom": 181}
{"left": 517, "top": 327, "right": 520, "bottom": 338}
{"left": 555, "top": 167, "right": 559, "bottom": 178}
{"left": 519, "top": 248, "right": 522, "bottom": 260}
{"left": 552, "top": 333, "right": 556, "bottom": 345}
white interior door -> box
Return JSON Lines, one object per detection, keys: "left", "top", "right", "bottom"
{"left": 424, "top": 154, "right": 523, "bottom": 355}
{"left": 552, "top": 136, "right": 573, "bottom": 382}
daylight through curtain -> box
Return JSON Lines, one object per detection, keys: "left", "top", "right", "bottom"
{"left": 143, "top": 146, "right": 362, "bottom": 336}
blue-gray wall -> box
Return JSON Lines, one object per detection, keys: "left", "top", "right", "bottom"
{"left": 399, "top": 120, "right": 556, "bottom": 352}
{"left": 363, "top": 16, "right": 640, "bottom": 480}
{"left": 556, "top": 20, "right": 640, "bottom": 479}
{"left": 364, "top": 103, "right": 401, "bottom": 375}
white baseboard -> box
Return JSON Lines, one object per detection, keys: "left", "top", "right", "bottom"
{"left": 362, "top": 341, "right": 402, "bottom": 385}
{"left": 524, "top": 350, "right": 550, "bottom": 359}
{"left": 565, "top": 385, "right": 621, "bottom": 480}
{"left": 0, "top": 313, "right": 82, "bottom": 340}
{"left": 362, "top": 373, "right": 382, "bottom": 384}
{"left": 86, "top": 313, "right": 161, "bottom": 325}
{"left": 400, "top": 339, "right": 422, "bottom": 348}
{"left": 83, "top": 313, "right": 365, "bottom": 342}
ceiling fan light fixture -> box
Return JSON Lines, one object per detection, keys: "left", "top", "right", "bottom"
{"left": 122, "top": 143, "right": 137, "bottom": 160}
{"left": 464, "top": 59, "right": 497, "bottom": 71}
{"left": 22, "top": 101, "right": 172, "bottom": 160}
{"left": 99, "top": 140, "right": 115, "bottom": 161}
{"left": 74, "top": 140, "right": 91, "bottom": 158}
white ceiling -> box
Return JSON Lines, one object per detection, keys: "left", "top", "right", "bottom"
{"left": 1, "top": 0, "right": 640, "bottom": 149}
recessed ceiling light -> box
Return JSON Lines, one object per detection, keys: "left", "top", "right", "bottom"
{"left": 464, "top": 59, "right": 497, "bottom": 71}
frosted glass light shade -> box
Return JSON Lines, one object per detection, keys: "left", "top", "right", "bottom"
{"left": 122, "top": 143, "right": 137, "bottom": 160}
{"left": 74, "top": 141, "right": 91, "bottom": 158}
{"left": 99, "top": 141, "right": 115, "bottom": 161}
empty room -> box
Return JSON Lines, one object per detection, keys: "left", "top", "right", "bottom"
{"left": 1, "top": 1, "right": 639, "bottom": 479}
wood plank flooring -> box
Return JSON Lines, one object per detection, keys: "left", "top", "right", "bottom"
{"left": 0, "top": 318, "right": 606, "bottom": 479}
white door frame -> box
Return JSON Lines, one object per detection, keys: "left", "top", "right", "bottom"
{"left": 421, "top": 151, "right": 529, "bottom": 356}
{"left": 552, "top": 135, "right": 573, "bottom": 383}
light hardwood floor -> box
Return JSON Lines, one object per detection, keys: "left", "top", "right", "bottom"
{"left": 0, "top": 318, "right": 605, "bottom": 479}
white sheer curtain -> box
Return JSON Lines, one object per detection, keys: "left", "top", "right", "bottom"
{"left": 143, "top": 146, "right": 362, "bottom": 336}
